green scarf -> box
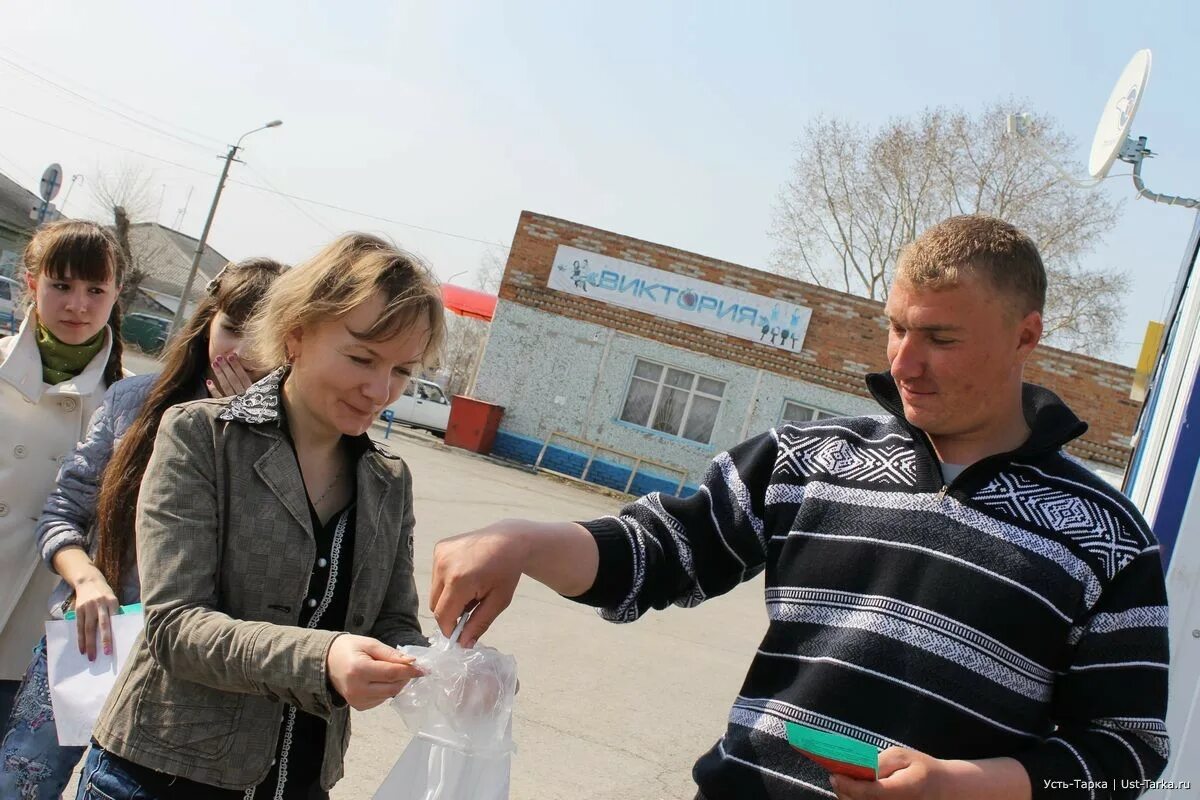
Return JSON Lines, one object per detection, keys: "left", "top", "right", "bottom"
{"left": 36, "top": 321, "right": 106, "bottom": 385}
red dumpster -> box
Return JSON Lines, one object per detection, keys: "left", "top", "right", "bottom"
{"left": 445, "top": 396, "right": 504, "bottom": 454}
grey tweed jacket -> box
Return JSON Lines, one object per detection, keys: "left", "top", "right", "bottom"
{"left": 91, "top": 368, "right": 426, "bottom": 791}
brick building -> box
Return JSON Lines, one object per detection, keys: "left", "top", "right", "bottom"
{"left": 472, "top": 211, "right": 1140, "bottom": 492}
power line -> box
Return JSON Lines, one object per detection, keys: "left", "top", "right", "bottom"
{"left": 0, "top": 54, "right": 214, "bottom": 151}
{"left": 0, "top": 150, "right": 38, "bottom": 189}
{"left": 226, "top": 177, "right": 510, "bottom": 248}
{"left": 0, "top": 103, "right": 219, "bottom": 176}
{"left": 0, "top": 103, "right": 511, "bottom": 250}
{"left": 0, "top": 48, "right": 224, "bottom": 150}
{"left": 246, "top": 164, "right": 336, "bottom": 235}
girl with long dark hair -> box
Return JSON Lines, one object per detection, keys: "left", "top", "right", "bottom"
{"left": 0, "top": 257, "right": 282, "bottom": 799}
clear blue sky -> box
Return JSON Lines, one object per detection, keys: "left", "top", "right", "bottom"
{"left": 2, "top": 0, "right": 1197, "bottom": 366}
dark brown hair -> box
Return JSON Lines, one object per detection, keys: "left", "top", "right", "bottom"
{"left": 92, "top": 257, "right": 284, "bottom": 589}
{"left": 22, "top": 220, "right": 127, "bottom": 385}
{"left": 896, "top": 214, "right": 1047, "bottom": 315}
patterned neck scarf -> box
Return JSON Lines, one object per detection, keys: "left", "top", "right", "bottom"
{"left": 35, "top": 320, "right": 105, "bottom": 385}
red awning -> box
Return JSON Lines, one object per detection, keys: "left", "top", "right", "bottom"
{"left": 441, "top": 283, "right": 497, "bottom": 322}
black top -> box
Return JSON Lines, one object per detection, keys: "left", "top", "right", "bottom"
{"left": 246, "top": 497, "right": 356, "bottom": 800}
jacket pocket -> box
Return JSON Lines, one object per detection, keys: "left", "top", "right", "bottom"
{"left": 133, "top": 672, "right": 244, "bottom": 760}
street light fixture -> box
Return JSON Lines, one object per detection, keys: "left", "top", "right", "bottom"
{"left": 169, "top": 120, "right": 283, "bottom": 337}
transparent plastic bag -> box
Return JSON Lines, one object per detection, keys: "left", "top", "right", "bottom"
{"left": 372, "top": 629, "right": 518, "bottom": 800}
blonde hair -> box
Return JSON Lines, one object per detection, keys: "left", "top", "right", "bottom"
{"left": 245, "top": 233, "right": 445, "bottom": 370}
{"left": 896, "top": 215, "right": 1047, "bottom": 315}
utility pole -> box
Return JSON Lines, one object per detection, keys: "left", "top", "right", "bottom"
{"left": 169, "top": 120, "right": 282, "bottom": 337}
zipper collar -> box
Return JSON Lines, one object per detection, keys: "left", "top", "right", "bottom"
{"left": 865, "top": 371, "right": 1089, "bottom": 495}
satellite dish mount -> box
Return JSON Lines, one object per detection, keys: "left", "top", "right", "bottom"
{"left": 1089, "top": 49, "right": 1198, "bottom": 209}
{"left": 1008, "top": 49, "right": 1198, "bottom": 208}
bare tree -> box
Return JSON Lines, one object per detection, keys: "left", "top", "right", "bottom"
{"left": 87, "top": 163, "right": 174, "bottom": 321}
{"left": 111, "top": 206, "right": 147, "bottom": 311}
{"left": 438, "top": 249, "right": 507, "bottom": 396}
{"left": 474, "top": 248, "right": 506, "bottom": 293}
{"left": 440, "top": 315, "right": 488, "bottom": 397}
{"left": 89, "top": 162, "right": 158, "bottom": 223}
{"left": 769, "top": 102, "right": 1127, "bottom": 355}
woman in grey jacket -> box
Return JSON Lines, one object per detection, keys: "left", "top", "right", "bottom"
{"left": 80, "top": 233, "right": 444, "bottom": 799}
{"left": 0, "top": 258, "right": 282, "bottom": 799}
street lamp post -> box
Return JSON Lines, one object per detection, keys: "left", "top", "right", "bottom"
{"left": 169, "top": 120, "right": 282, "bottom": 337}
{"left": 445, "top": 270, "right": 468, "bottom": 284}
{"left": 59, "top": 174, "right": 84, "bottom": 216}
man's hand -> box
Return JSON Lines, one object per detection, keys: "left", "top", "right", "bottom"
{"left": 830, "top": 748, "right": 1031, "bottom": 800}
{"left": 430, "top": 521, "right": 532, "bottom": 648}
{"left": 430, "top": 519, "right": 599, "bottom": 648}
{"left": 325, "top": 634, "right": 424, "bottom": 710}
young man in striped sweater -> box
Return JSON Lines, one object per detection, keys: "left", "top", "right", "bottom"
{"left": 431, "top": 215, "right": 1170, "bottom": 800}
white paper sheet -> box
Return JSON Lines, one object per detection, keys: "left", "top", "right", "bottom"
{"left": 44, "top": 611, "right": 143, "bottom": 746}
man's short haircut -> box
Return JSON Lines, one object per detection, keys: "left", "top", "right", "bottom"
{"left": 896, "top": 215, "right": 1047, "bottom": 315}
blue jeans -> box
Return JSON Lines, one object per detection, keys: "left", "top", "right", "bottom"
{"left": 75, "top": 747, "right": 159, "bottom": 800}
{"left": 0, "top": 637, "right": 87, "bottom": 799}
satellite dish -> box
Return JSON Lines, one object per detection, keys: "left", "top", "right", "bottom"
{"left": 1010, "top": 48, "right": 1196, "bottom": 207}
{"left": 1089, "top": 49, "right": 1151, "bottom": 179}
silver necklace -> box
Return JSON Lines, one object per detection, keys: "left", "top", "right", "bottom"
{"left": 313, "top": 467, "right": 343, "bottom": 507}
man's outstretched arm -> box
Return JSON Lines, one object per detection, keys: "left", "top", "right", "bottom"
{"left": 431, "top": 430, "right": 780, "bottom": 647}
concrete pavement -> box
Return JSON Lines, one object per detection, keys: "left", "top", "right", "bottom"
{"left": 338, "top": 429, "right": 769, "bottom": 799}
{"left": 120, "top": 349, "right": 163, "bottom": 377}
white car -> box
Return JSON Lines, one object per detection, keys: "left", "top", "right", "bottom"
{"left": 0, "top": 276, "right": 23, "bottom": 334}
{"left": 381, "top": 378, "right": 451, "bottom": 434}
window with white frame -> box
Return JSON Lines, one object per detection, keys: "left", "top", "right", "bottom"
{"left": 619, "top": 359, "right": 726, "bottom": 444}
{"left": 780, "top": 399, "right": 837, "bottom": 426}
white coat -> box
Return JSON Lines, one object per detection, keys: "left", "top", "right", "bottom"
{"left": 0, "top": 314, "right": 117, "bottom": 680}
